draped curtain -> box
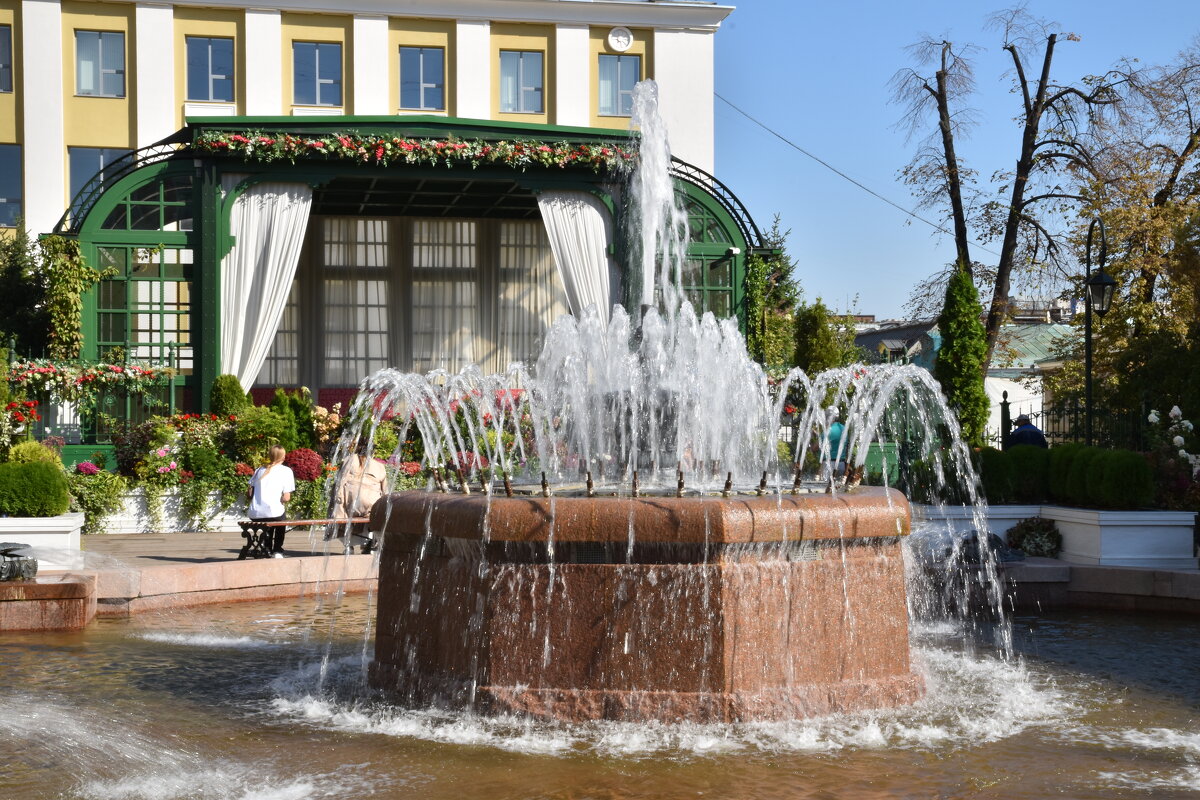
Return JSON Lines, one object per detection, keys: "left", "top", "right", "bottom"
{"left": 536, "top": 190, "right": 615, "bottom": 323}
{"left": 219, "top": 175, "right": 312, "bottom": 390}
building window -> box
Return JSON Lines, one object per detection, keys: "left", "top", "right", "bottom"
{"left": 69, "top": 147, "right": 131, "bottom": 208}
{"left": 95, "top": 246, "right": 194, "bottom": 375}
{"left": 499, "top": 50, "right": 542, "bottom": 114}
{"left": 323, "top": 219, "right": 390, "bottom": 385}
{"left": 0, "top": 144, "right": 19, "bottom": 227}
{"left": 399, "top": 46, "right": 444, "bottom": 110}
{"left": 293, "top": 41, "right": 341, "bottom": 107}
{"left": 0, "top": 25, "right": 12, "bottom": 93}
{"left": 599, "top": 54, "right": 639, "bottom": 116}
{"left": 76, "top": 30, "right": 125, "bottom": 98}
{"left": 186, "top": 36, "right": 234, "bottom": 102}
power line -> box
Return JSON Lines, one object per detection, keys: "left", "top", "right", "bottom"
{"left": 714, "top": 92, "right": 1002, "bottom": 259}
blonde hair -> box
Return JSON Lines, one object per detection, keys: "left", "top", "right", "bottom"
{"left": 264, "top": 445, "right": 286, "bottom": 474}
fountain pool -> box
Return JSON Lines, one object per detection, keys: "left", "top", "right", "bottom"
{"left": 3, "top": 594, "right": 1199, "bottom": 799}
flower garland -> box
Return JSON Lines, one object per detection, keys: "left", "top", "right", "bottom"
{"left": 193, "top": 131, "right": 638, "bottom": 172}
{"left": 8, "top": 360, "right": 175, "bottom": 408}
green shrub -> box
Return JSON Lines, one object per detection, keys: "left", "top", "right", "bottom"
{"left": 0, "top": 461, "right": 71, "bottom": 516}
{"left": 269, "top": 389, "right": 300, "bottom": 452}
{"left": 1006, "top": 444, "right": 1049, "bottom": 503}
{"left": 111, "top": 418, "right": 174, "bottom": 477}
{"left": 977, "top": 447, "right": 1013, "bottom": 503}
{"left": 288, "top": 389, "right": 317, "bottom": 449}
{"left": 1006, "top": 516, "right": 1061, "bottom": 558}
{"left": 8, "top": 441, "right": 62, "bottom": 465}
{"left": 68, "top": 469, "right": 129, "bottom": 535}
{"left": 1084, "top": 449, "right": 1115, "bottom": 507}
{"left": 1064, "top": 445, "right": 1103, "bottom": 506}
{"left": 231, "top": 406, "right": 290, "bottom": 464}
{"left": 1096, "top": 449, "right": 1155, "bottom": 509}
{"left": 210, "top": 374, "right": 249, "bottom": 418}
{"left": 1047, "top": 442, "right": 1082, "bottom": 502}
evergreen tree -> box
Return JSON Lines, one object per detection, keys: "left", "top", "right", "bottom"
{"left": 793, "top": 298, "right": 859, "bottom": 375}
{"left": 933, "top": 266, "right": 989, "bottom": 445}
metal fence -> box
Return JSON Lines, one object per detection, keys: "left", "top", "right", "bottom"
{"left": 997, "top": 394, "right": 1145, "bottom": 451}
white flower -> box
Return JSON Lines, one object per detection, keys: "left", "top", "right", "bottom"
{"left": 1173, "top": 435, "right": 1186, "bottom": 447}
{"left": 1180, "top": 449, "right": 1190, "bottom": 459}
{"left": 1184, "top": 420, "right": 1194, "bottom": 432}
{"left": 1170, "top": 405, "right": 1183, "bottom": 420}
{"left": 1148, "top": 410, "right": 1160, "bottom": 424}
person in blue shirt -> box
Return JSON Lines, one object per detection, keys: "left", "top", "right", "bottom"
{"left": 1007, "top": 413, "right": 1048, "bottom": 449}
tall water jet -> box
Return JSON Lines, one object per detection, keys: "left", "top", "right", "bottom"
{"left": 352, "top": 81, "right": 994, "bottom": 722}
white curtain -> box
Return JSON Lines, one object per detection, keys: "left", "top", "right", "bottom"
{"left": 219, "top": 175, "right": 312, "bottom": 390}
{"left": 536, "top": 190, "right": 615, "bottom": 323}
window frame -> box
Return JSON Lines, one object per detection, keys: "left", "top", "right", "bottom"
{"left": 598, "top": 53, "right": 640, "bottom": 117}
{"left": 499, "top": 49, "right": 543, "bottom": 114}
{"left": 185, "top": 35, "right": 235, "bottom": 103}
{"left": 292, "top": 40, "right": 342, "bottom": 108}
{"left": 0, "top": 25, "right": 12, "bottom": 93}
{"left": 399, "top": 45, "right": 445, "bottom": 111}
{"left": 75, "top": 29, "right": 126, "bottom": 98}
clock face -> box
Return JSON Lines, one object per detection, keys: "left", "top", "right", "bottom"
{"left": 608, "top": 27, "right": 633, "bottom": 53}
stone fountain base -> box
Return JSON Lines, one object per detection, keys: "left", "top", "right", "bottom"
{"left": 370, "top": 487, "right": 922, "bottom": 723}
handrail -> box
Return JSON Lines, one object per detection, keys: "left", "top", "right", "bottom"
{"left": 669, "top": 156, "right": 766, "bottom": 250}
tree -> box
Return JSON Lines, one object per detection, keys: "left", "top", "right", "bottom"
{"left": 0, "top": 225, "right": 47, "bottom": 356}
{"left": 933, "top": 266, "right": 989, "bottom": 445}
{"left": 893, "top": 8, "right": 1120, "bottom": 368}
{"left": 793, "top": 298, "right": 860, "bottom": 375}
{"left": 744, "top": 215, "right": 800, "bottom": 369}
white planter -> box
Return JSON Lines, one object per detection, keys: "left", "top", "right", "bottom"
{"left": 1041, "top": 505, "right": 1199, "bottom": 569}
{"left": 0, "top": 512, "right": 85, "bottom": 570}
{"left": 103, "top": 489, "right": 247, "bottom": 535}
{"left": 911, "top": 504, "right": 1043, "bottom": 542}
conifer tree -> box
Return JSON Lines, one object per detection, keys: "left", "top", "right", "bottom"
{"left": 933, "top": 266, "right": 989, "bottom": 445}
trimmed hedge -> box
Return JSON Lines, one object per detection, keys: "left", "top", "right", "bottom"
{"left": 1006, "top": 444, "right": 1049, "bottom": 503}
{"left": 0, "top": 461, "right": 71, "bottom": 517}
{"left": 1064, "top": 446, "right": 1104, "bottom": 507}
{"left": 1047, "top": 442, "right": 1082, "bottom": 502}
{"left": 1096, "top": 449, "right": 1155, "bottom": 509}
{"left": 210, "top": 374, "right": 249, "bottom": 418}
{"left": 978, "top": 447, "right": 1014, "bottom": 503}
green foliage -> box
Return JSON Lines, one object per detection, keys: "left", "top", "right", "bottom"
{"left": 0, "top": 227, "right": 45, "bottom": 355}
{"left": 231, "top": 406, "right": 290, "bottom": 464}
{"left": 111, "top": 418, "right": 175, "bottom": 476}
{"left": 977, "top": 447, "right": 1013, "bottom": 503}
{"left": 0, "top": 461, "right": 71, "bottom": 517}
{"left": 68, "top": 469, "right": 129, "bottom": 535}
{"left": 1006, "top": 444, "right": 1050, "bottom": 503}
{"left": 288, "top": 389, "right": 317, "bottom": 449}
{"left": 1096, "top": 449, "right": 1155, "bottom": 509}
{"left": 933, "top": 266, "right": 989, "bottom": 446}
{"left": 8, "top": 441, "right": 62, "bottom": 465}
{"left": 793, "top": 298, "right": 860, "bottom": 375}
{"left": 42, "top": 237, "right": 113, "bottom": 360}
{"left": 1064, "top": 446, "right": 1104, "bottom": 505}
{"left": 1005, "top": 517, "right": 1061, "bottom": 558}
{"left": 371, "top": 421, "right": 400, "bottom": 460}
{"left": 210, "top": 374, "right": 250, "bottom": 418}
{"left": 288, "top": 478, "right": 331, "bottom": 521}
{"left": 1047, "top": 442, "right": 1082, "bottom": 502}
{"left": 269, "top": 389, "right": 300, "bottom": 451}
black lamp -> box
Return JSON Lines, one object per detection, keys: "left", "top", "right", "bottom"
{"left": 1085, "top": 267, "right": 1117, "bottom": 316}
{"left": 1084, "top": 219, "right": 1118, "bottom": 446}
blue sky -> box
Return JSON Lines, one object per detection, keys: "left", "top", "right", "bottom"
{"left": 713, "top": 1, "right": 1199, "bottom": 319}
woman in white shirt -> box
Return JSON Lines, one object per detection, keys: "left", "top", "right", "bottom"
{"left": 248, "top": 445, "right": 295, "bottom": 557}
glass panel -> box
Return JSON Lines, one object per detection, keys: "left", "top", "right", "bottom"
{"left": 128, "top": 204, "right": 161, "bottom": 230}
{"left": 0, "top": 26, "right": 12, "bottom": 92}
{"left": 185, "top": 37, "right": 208, "bottom": 101}
{"left": 412, "top": 219, "right": 476, "bottom": 269}
{"left": 324, "top": 279, "right": 389, "bottom": 385}
{"left": 317, "top": 43, "right": 340, "bottom": 106}
{"left": 0, "top": 144, "right": 22, "bottom": 227}
{"left": 96, "top": 247, "right": 127, "bottom": 273}
{"left": 101, "top": 31, "right": 124, "bottom": 97}
{"left": 399, "top": 47, "right": 421, "bottom": 109}
{"left": 293, "top": 41, "right": 315, "bottom": 105}
{"left": 98, "top": 312, "right": 124, "bottom": 341}
{"left": 161, "top": 202, "right": 191, "bottom": 233}
{"left": 101, "top": 204, "right": 127, "bottom": 230}
{"left": 499, "top": 51, "right": 519, "bottom": 112}
{"left": 161, "top": 174, "right": 193, "bottom": 204}
{"left": 522, "top": 52, "right": 543, "bottom": 113}
{"left": 98, "top": 281, "right": 126, "bottom": 310}
{"left": 618, "top": 55, "right": 639, "bottom": 115}
{"left": 128, "top": 182, "right": 160, "bottom": 203}
{"left": 708, "top": 260, "right": 730, "bottom": 286}
{"left": 76, "top": 31, "right": 99, "bottom": 95}
{"left": 259, "top": 281, "right": 299, "bottom": 386}
{"left": 425, "top": 47, "right": 444, "bottom": 109}
{"left": 411, "top": 280, "right": 476, "bottom": 374}
{"left": 682, "top": 258, "right": 703, "bottom": 286}
{"left": 495, "top": 221, "right": 568, "bottom": 371}
{"left": 705, "top": 291, "right": 731, "bottom": 318}
{"left": 160, "top": 248, "right": 193, "bottom": 279}
{"left": 598, "top": 55, "right": 617, "bottom": 116}
{"left": 210, "top": 38, "right": 234, "bottom": 102}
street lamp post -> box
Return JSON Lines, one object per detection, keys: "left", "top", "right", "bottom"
{"left": 1084, "top": 219, "right": 1117, "bottom": 447}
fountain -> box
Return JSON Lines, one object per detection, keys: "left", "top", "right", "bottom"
{"left": 344, "top": 82, "right": 989, "bottom": 723}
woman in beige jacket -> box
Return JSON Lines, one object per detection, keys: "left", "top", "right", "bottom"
{"left": 332, "top": 442, "right": 389, "bottom": 554}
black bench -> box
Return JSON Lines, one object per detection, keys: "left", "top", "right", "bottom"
{"left": 236, "top": 518, "right": 370, "bottom": 560}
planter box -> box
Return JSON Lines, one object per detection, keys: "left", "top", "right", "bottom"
{"left": 911, "top": 504, "right": 1043, "bottom": 542}
{"left": 0, "top": 512, "right": 85, "bottom": 570}
{"left": 103, "top": 490, "right": 247, "bottom": 535}
{"left": 1041, "top": 505, "right": 1199, "bottom": 569}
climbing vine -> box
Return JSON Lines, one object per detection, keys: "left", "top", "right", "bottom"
{"left": 40, "top": 236, "right": 115, "bottom": 360}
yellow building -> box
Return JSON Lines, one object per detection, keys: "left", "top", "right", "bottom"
{"left": 2, "top": 0, "right": 765, "bottom": 444}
